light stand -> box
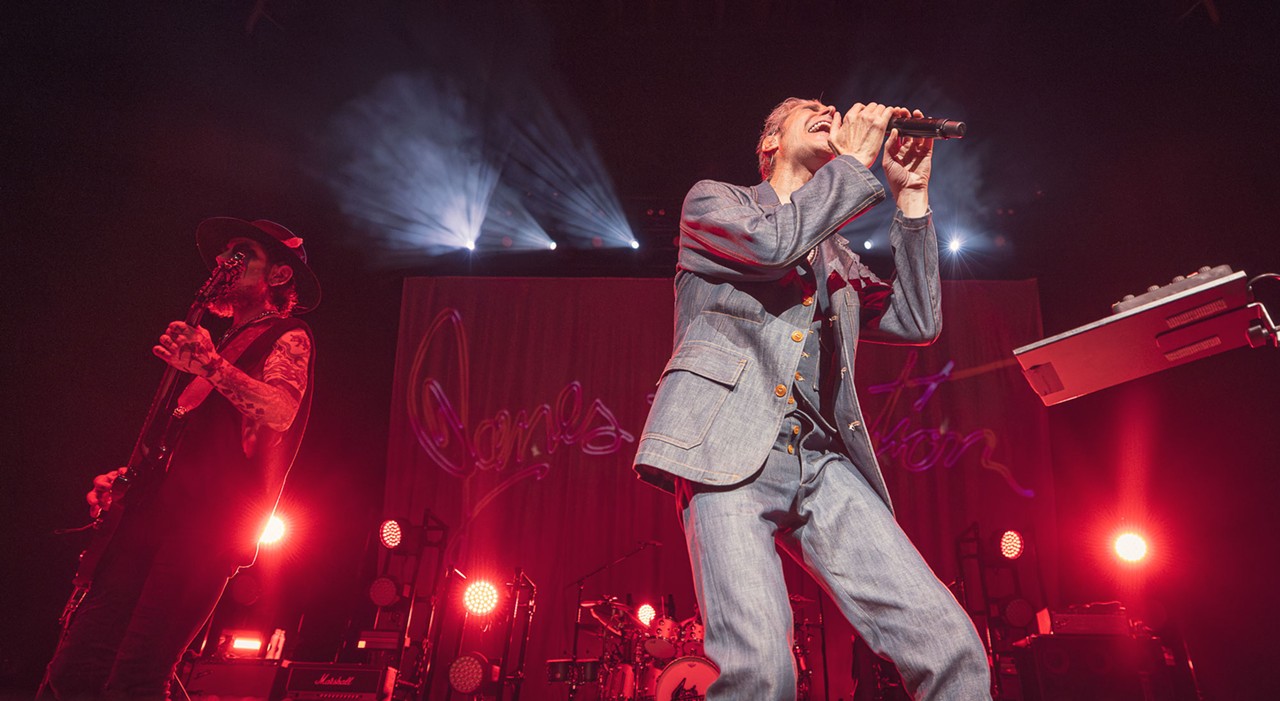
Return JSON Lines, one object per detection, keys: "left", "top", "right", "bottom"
{"left": 373, "top": 509, "right": 449, "bottom": 701}
{"left": 499, "top": 569, "right": 537, "bottom": 701}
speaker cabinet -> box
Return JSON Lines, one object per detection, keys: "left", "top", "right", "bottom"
{"left": 181, "top": 658, "right": 284, "bottom": 700}
{"left": 1014, "top": 635, "right": 1176, "bottom": 701}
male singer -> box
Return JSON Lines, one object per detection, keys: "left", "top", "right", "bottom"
{"left": 634, "top": 99, "right": 990, "bottom": 699}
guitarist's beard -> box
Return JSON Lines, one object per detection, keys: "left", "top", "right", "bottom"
{"left": 207, "top": 300, "right": 235, "bottom": 318}
{"left": 206, "top": 286, "right": 260, "bottom": 318}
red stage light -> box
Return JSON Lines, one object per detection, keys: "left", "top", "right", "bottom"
{"left": 259, "top": 515, "right": 286, "bottom": 545}
{"left": 379, "top": 519, "right": 403, "bottom": 550}
{"left": 998, "top": 530, "right": 1025, "bottom": 560}
{"left": 368, "top": 576, "right": 401, "bottom": 608}
{"left": 221, "top": 629, "right": 265, "bottom": 658}
{"left": 1114, "top": 532, "right": 1149, "bottom": 562}
{"left": 637, "top": 603, "right": 656, "bottom": 627}
{"left": 232, "top": 637, "right": 263, "bottom": 651}
{"left": 463, "top": 580, "right": 500, "bottom": 615}
{"left": 449, "top": 652, "right": 497, "bottom": 694}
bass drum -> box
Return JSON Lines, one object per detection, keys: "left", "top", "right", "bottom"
{"left": 654, "top": 656, "right": 718, "bottom": 700}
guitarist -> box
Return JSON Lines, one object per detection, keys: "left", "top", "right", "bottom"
{"left": 39, "top": 218, "right": 320, "bottom": 701}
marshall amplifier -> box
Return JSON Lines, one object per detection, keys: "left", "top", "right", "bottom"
{"left": 182, "top": 658, "right": 284, "bottom": 700}
{"left": 281, "top": 663, "right": 397, "bottom": 700}
{"left": 1036, "top": 607, "right": 1131, "bottom": 636}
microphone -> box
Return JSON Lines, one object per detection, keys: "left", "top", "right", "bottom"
{"left": 889, "top": 116, "right": 966, "bottom": 139}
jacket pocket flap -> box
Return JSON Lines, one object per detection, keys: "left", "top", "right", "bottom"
{"left": 662, "top": 342, "right": 747, "bottom": 387}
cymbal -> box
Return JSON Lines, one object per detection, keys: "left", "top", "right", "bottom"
{"left": 587, "top": 606, "right": 644, "bottom": 636}
{"left": 581, "top": 598, "right": 633, "bottom": 611}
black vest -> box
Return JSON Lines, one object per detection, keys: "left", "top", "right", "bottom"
{"left": 153, "top": 317, "right": 314, "bottom": 566}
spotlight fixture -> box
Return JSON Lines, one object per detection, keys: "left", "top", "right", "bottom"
{"left": 220, "top": 629, "right": 265, "bottom": 658}
{"left": 448, "top": 651, "right": 500, "bottom": 695}
{"left": 368, "top": 576, "right": 401, "bottom": 608}
{"left": 259, "top": 515, "right": 286, "bottom": 545}
{"left": 378, "top": 518, "right": 406, "bottom": 550}
{"left": 232, "top": 637, "right": 263, "bottom": 654}
{"left": 997, "top": 530, "right": 1025, "bottom": 560}
{"left": 948, "top": 238, "right": 963, "bottom": 253}
{"left": 629, "top": 240, "right": 640, "bottom": 249}
{"left": 376, "top": 517, "right": 443, "bottom": 554}
{"left": 463, "top": 580, "right": 500, "bottom": 616}
{"left": 1001, "top": 597, "right": 1036, "bottom": 628}
{"left": 1114, "top": 532, "right": 1149, "bottom": 563}
{"left": 637, "top": 603, "right": 657, "bottom": 627}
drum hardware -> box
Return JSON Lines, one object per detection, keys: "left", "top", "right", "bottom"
{"left": 546, "top": 658, "right": 601, "bottom": 684}
{"left": 851, "top": 634, "right": 909, "bottom": 701}
{"left": 561, "top": 541, "right": 660, "bottom": 700}
{"left": 789, "top": 591, "right": 831, "bottom": 701}
{"left": 793, "top": 614, "right": 816, "bottom": 701}
{"left": 602, "top": 654, "right": 719, "bottom": 701}
{"left": 555, "top": 593, "right": 720, "bottom": 700}
{"left": 677, "top": 617, "right": 705, "bottom": 659}
{"left": 644, "top": 617, "right": 680, "bottom": 660}
{"left": 585, "top": 599, "right": 644, "bottom": 639}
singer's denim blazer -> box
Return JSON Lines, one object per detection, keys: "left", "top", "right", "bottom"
{"left": 633, "top": 155, "right": 942, "bottom": 512}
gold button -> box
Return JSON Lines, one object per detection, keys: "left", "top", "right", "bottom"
{"left": 791, "top": 330, "right": 804, "bottom": 342}
{"left": 787, "top": 397, "right": 796, "bottom": 405}
{"left": 792, "top": 426, "right": 800, "bottom": 435}
{"left": 774, "top": 384, "right": 787, "bottom": 397}
{"left": 802, "top": 296, "right": 814, "bottom": 307}
{"left": 787, "top": 445, "right": 795, "bottom": 454}
{"left": 794, "top": 372, "right": 803, "bottom": 381}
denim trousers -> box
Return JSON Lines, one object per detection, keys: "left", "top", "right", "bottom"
{"left": 677, "top": 414, "right": 991, "bottom": 700}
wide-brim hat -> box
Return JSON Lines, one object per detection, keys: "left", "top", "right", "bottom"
{"left": 196, "top": 217, "right": 321, "bottom": 313}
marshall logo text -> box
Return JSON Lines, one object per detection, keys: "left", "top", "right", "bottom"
{"left": 315, "top": 673, "right": 357, "bottom": 686}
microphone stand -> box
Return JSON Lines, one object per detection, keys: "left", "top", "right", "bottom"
{"left": 565, "top": 542, "right": 656, "bottom": 700}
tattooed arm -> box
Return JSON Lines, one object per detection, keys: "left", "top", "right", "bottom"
{"left": 154, "top": 322, "right": 311, "bottom": 431}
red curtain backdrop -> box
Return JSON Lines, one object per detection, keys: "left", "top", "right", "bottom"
{"left": 382, "top": 277, "right": 1053, "bottom": 698}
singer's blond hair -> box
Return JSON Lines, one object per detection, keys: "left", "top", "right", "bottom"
{"left": 756, "top": 97, "right": 813, "bottom": 181}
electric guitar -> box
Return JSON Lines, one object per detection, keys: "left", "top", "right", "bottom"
{"left": 57, "top": 252, "right": 245, "bottom": 631}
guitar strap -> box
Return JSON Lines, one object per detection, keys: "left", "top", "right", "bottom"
{"left": 174, "top": 321, "right": 280, "bottom": 415}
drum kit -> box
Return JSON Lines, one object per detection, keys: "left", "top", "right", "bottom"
{"left": 547, "top": 597, "right": 717, "bottom": 700}
{"left": 548, "top": 541, "right": 823, "bottom": 699}
{"left": 549, "top": 594, "right": 823, "bottom": 701}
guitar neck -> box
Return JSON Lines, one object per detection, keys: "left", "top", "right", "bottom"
{"left": 125, "top": 297, "right": 208, "bottom": 472}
